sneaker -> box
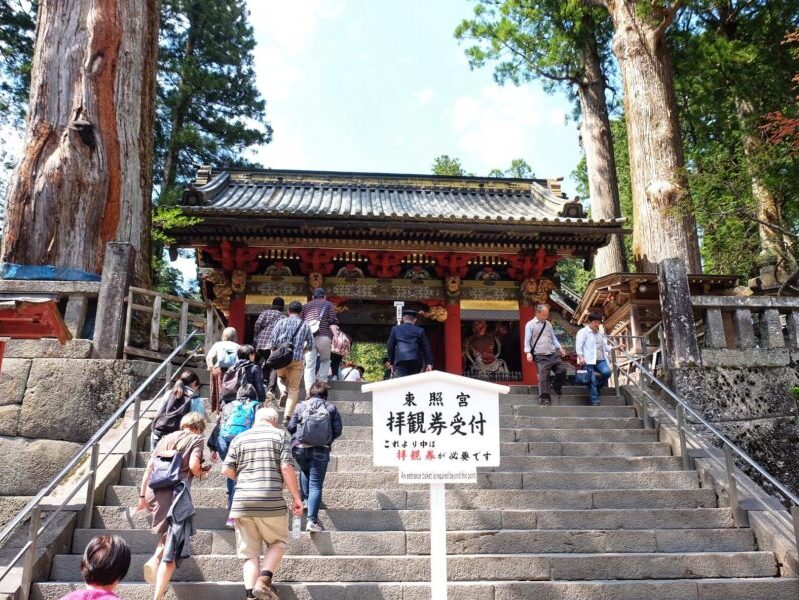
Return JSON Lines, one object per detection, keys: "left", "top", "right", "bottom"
{"left": 226, "top": 518, "right": 236, "bottom": 528}
{"left": 306, "top": 520, "right": 323, "bottom": 533}
{"left": 252, "top": 574, "right": 280, "bottom": 600}
{"left": 538, "top": 395, "right": 552, "bottom": 406}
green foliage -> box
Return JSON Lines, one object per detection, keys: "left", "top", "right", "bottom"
{"left": 157, "top": 0, "right": 272, "bottom": 187}
{"left": 671, "top": 1, "right": 799, "bottom": 276}
{"left": 556, "top": 258, "right": 594, "bottom": 295}
{"left": 0, "top": 0, "right": 35, "bottom": 126}
{"left": 490, "top": 158, "right": 535, "bottom": 178}
{"left": 347, "top": 342, "right": 388, "bottom": 383}
{"left": 455, "top": 0, "right": 613, "bottom": 97}
{"left": 431, "top": 154, "right": 469, "bottom": 176}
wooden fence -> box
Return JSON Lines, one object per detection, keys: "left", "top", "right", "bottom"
{"left": 123, "top": 287, "right": 224, "bottom": 361}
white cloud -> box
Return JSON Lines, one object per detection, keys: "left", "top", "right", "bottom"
{"left": 548, "top": 107, "right": 568, "bottom": 127}
{"left": 451, "top": 85, "right": 546, "bottom": 167}
{"left": 413, "top": 89, "right": 435, "bottom": 105}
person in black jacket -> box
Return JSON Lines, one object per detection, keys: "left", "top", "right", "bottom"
{"left": 386, "top": 309, "right": 434, "bottom": 377}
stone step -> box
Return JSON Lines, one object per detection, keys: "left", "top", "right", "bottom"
{"left": 32, "top": 578, "right": 799, "bottom": 600}
{"left": 134, "top": 452, "right": 682, "bottom": 473}
{"left": 137, "top": 441, "right": 674, "bottom": 469}
{"left": 120, "top": 468, "right": 702, "bottom": 491}
{"left": 330, "top": 382, "right": 616, "bottom": 395}
{"left": 91, "top": 506, "right": 736, "bottom": 533}
{"left": 329, "top": 440, "right": 673, "bottom": 457}
{"left": 330, "top": 426, "right": 659, "bottom": 443}
{"left": 70, "top": 527, "right": 755, "bottom": 556}
{"left": 514, "top": 428, "right": 657, "bottom": 442}
{"left": 105, "top": 487, "right": 718, "bottom": 513}
{"left": 331, "top": 401, "right": 635, "bottom": 417}
{"left": 48, "top": 552, "right": 778, "bottom": 582}
{"left": 330, "top": 393, "right": 625, "bottom": 407}
{"left": 338, "top": 413, "right": 643, "bottom": 429}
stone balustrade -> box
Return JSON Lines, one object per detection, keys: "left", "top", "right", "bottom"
{"left": 692, "top": 296, "right": 799, "bottom": 351}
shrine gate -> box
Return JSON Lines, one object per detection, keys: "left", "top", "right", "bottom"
{"left": 171, "top": 168, "right": 624, "bottom": 384}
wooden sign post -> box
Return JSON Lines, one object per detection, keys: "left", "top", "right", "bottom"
{"left": 363, "top": 371, "right": 508, "bottom": 599}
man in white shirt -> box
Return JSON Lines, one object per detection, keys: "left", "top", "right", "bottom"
{"left": 575, "top": 312, "right": 613, "bottom": 406}
{"left": 524, "top": 304, "right": 567, "bottom": 405}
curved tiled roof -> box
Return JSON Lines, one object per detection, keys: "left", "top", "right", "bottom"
{"left": 181, "top": 168, "right": 624, "bottom": 228}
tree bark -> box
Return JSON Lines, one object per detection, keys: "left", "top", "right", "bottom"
{"left": 606, "top": 0, "right": 702, "bottom": 273}
{"left": 734, "top": 98, "right": 796, "bottom": 272}
{"left": 578, "top": 17, "right": 627, "bottom": 277}
{"left": 1, "top": 0, "right": 159, "bottom": 285}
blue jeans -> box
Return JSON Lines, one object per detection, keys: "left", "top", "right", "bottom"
{"left": 585, "top": 360, "right": 612, "bottom": 405}
{"left": 292, "top": 446, "right": 330, "bottom": 523}
{"left": 216, "top": 435, "right": 236, "bottom": 511}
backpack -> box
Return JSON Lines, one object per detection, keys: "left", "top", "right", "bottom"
{"left": 221, "top": 363, "right": 244, "bottom": 398}
{"left": 296, "top": 399, "right": 333, "bottom": 446}
{"left": 149, "top": 433, "right": 192, "bottom": 490}
{"left": 216, "top": 342, "right": 238, "bottom": 369}
{"left": 266, "top": 320, "right": 303, "bottom": 370}
{"left": 153, "top": 390, "right": 193, "bottom": 434}
{"left": 220, "top": 399, "right": 258, "bottom": 441}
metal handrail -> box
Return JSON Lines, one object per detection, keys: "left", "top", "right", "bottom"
{"left": 610, "top": 343, "right": 799, "bottom": 555}
{"left": 0, "top": 330, "right": 203, "bottom": 598}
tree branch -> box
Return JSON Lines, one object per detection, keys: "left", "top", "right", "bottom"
{"left": 583, "top": 0, "right": 609, "bottom": 7}
{"left": 653, "top": 0, "right": 685, "bottom": 43}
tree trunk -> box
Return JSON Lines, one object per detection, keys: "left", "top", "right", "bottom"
{"left": 607, "top": 0, "right": 702, "bottom": 273}
{"left": 578, "top": 18, "right": 627, "bottom": 277}
{"left": 1, "top": 0, "right": 159, "bottom": 285}
{"left": 734, "top": 96, "right": 796, "bottom": 271}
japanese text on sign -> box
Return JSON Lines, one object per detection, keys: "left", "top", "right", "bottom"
{"left": 370, "top": 375, "right": 501, "bottom": 473}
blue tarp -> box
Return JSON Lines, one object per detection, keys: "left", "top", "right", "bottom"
{"left": 0, "top": 263, "right": 101, "bottom": 282}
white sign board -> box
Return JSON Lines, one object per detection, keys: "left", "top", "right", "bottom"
{"left": 363, "top": 371, "right": 508, "bottom": 600}
{"left": 393, "top": 300, "right": 404, "bottom": 325}
{"left": 368, "top": 371, "right": 502, "bottom": 479}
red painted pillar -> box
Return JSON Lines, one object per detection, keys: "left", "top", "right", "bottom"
{"left": 518, "top": 303, "right": 538, "bottom": 384}
{"left": 444, "top": 302, "right": 462, "bottom": 375}
{"left": 228, "top": 296, "right": 246, "bottom": 342}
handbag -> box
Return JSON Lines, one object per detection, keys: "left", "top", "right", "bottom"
{"left": 266, "top": 321, "right": 303, "bottom": 370}
{"left": 574, "top": 369, "right": 591, "bottom": 386}
{"left": 148, "top": 434, "right": 191, "bottom": 490}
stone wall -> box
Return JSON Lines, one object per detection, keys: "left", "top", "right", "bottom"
{"left": 0, "top": 340, "right": 145, "bottom": 528}
{"left": 671, "top": 349, "right": 799, "bottom": 501}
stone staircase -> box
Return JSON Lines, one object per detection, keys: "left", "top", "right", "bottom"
{"left": 31, "top": 381, "right": 799, "bottom": 599}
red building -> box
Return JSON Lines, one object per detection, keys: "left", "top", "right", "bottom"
{"left": 172, "top": 167, "right": 624, "bottom": 384}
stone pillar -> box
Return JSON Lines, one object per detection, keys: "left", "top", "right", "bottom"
{"left": 518, "top": 303, "right": 538, "bottom": 384}
{"left": 92, "top": 242, "right": 133, "bottom": 359}
{"left": 657, "top": 258, "right": 702, "bottom": 370}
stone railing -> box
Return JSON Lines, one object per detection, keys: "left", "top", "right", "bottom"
{"left": 0, "top": 279, "right": 101, "bottom": 339}
{"left": 692, "top": 296, "right": 799, "bottom": 351}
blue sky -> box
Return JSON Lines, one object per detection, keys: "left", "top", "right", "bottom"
{"left": 243, "top": 0, "right": 581, "bottom": 190}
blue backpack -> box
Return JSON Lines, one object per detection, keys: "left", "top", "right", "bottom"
{"left": 217, "top": 342, "right": 239, "bottom": 369}
{"left": 220, "top": 399, "right": 258, "bottom": 441}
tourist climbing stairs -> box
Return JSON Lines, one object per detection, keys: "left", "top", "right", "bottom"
{"left": 32, "top": 381, "right": 799, "bottom": 599}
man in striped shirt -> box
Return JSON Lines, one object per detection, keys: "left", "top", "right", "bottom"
{"left": 223, "top": 407, "right": 303, "bottom": 600}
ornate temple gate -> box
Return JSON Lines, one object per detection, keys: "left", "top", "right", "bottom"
{"left": 170, "top": 168, "right": 626, "bottom": 384}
